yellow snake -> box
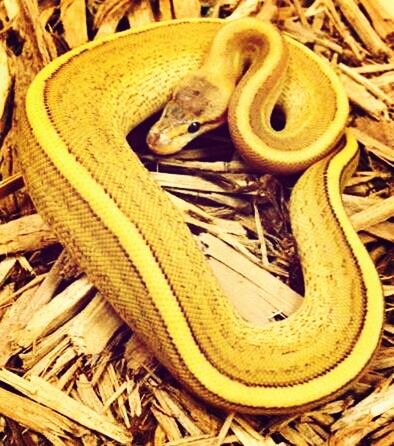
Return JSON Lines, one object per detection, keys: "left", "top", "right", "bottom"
{"left": 18, "top": 18, "right": 384, "bottom": 414}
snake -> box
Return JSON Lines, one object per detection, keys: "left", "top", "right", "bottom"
{"left": 18, "top": 18, "right": 384, "bottom": 414}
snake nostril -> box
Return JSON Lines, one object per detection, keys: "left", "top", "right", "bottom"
{"left": 270, "top": 104, "right": 286, "bottom": 131}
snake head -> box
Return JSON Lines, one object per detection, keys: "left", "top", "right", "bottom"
{"left": 146, "top": 74, "right": 230, "bottom": 155}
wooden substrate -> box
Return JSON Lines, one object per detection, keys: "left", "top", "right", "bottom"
{"left": 0, "top": 0, "right": 393, "bottom": 445}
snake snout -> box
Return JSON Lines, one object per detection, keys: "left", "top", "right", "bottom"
{"left": 146, "top": 127, "right": 184, "bottom": 155}
{"left": 147, "top": 129, "right": 167, "bottom": 152}
{"left": 146, "top": 130, "right": 161, "bottom": 149}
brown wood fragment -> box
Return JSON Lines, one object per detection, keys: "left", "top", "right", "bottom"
{"left": 372, "top": 71, "right": 394, "bottom": 91}
{"left": 0, "top": 368, "right": 132, "bottom": 443}
{"left": 201, "top": 233, "right": 302, "bottom": 320}
{"left": 151, "top": 404, "right": 182, "bottom": 442}
{"left": 152, "top": 386, "right": 205, "bottom": 437}
{"left": 169, "top": 193, "right": 247, "bottom": 236}
{"left": 228, "top": 0, "right": 262, "bottom": 20}
{"left": 351, "top": 127, "right": 394, "bottom": 163}
{"left": 0, "top": 41, "right": 12, "bottom": 142}
{"left": 351, "top": 196, "right": 394, "bottom": 232}
{"left": 60, "top": 0, "right": 88, "bottom": 48}
{"left": 158, "top": 0, "right": 173, "bottom": 21}
{"left": 1, "top": 0, "right": 57, "bottom": 216}
{"left": 128, "top": 0, "right": 155, "bottom": 27}
{"left": 0, "top": 173, "right": 24, "bottom": 200}
{"left": 0, "top": 386, "right": 91, "bottom": 445}
{"left": 123, "top": 336, "right": 155, "bottom": 372}
{"left": 17, "top": 0, "right": 58, "bottom": 63}
{"left": 172, "top": 0, "right": 201, "bottom": 19}
{"left": 284, "top": 21, "right": 343, "bottom": 53}
{"left": 335, "top": 0, "right": 391, "bottom": 57}
{"left": 358, "top": 0, "right": 394, "bottom": 41}
{"left": 291, "top": 0, "right": 308, "bottom": 27}
{"left": 94, "top": 0, "right": 132, "bottom": 38}
{"left": 232, "top": 417, "right": 280, "bottom": 445}
{"left": 0, "top": 213, "right": 58, "bottom": 255}
{"left": 339, "top": 63, "right": 393, "bottom": 105}
{"left": 16, "top": 276, "right": 94, "bottom": 347}
{"left": 340, "top": 74, "right": 387, "bottom": 118}
{"left": 354, "top": 63, "right": 394, "bottom": 74}
{"left": 0, "top": 275, "right": 47, "bottom": 365}
{"left": 255, "top": 0, "right": 278, "bottom": 22}
{"left": 324, "top": 0, "right": 365, "bottom": 61}
{"left": 0, "top": 256, "right": 18, "bottom": 288}
{"left": 215, "top": 412, "right": 235, "bottom": 445}
{"left": 354, "top": 116, "right": 394, "bottom": 151}
{"left": 75, "top": 373, "right": 112, "bottom": 415}
{"left": 152, "top": 171, "right": 256, "bottom": 195}
{"left": 21, "top": 335, "right": 71, "bottom": 374}
{"left": 66, "top": 293, "right": 124, "bottom": 355}
{"left": 331, "top": 379, "right": 394, "bottom": 445}
{"left": 365, "top": 222, "right": 394, "bottom": 243}
{"left": 373, "top": 431, "right": 394, "bottom": 446}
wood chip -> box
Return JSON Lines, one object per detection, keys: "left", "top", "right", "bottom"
{"left": 94, "top": 0, "right": 132, "bottom": 38}
{"left": 201, "top": 233, "right": 302, "bottom": 321}
{"left": 335, "top": 0, "right": 391, "bottom": 57}
{"left": 340, "top": 74, "right": 387, "bottom": 118}
{"left": 0, "top": 368, "right": 132, "bottom": 443}
{"left": 0, "top": 386, "right": 90, "bottom": 445}
{"left": 0, "top": 173, "right": 24, "bottom": 199}
{"left": 351, "top": 127, "right": 394, "bottom": 163}
{"left": 128, "top": 0, "right": 155, "bottom": 27}
{"left": 16, "top": 276, "right": 94, "bottom": 347}
{"left": 0, "top": 256, "right": 17, "bottom": 288}
{"left": 228, "top": 0, "right": 262, "bottom": 20}
{"left": 0, "top": 213, "right": 58, "bottom": 255}
{"left": 0, "top": 41, "right": 12, "bottom": 137}
{"left": 60, "top": 0, "right": 88, "bottom": 48}
{"left": 359, "top": 0, "right": 394, "bottom": 40}
{"left": 0, "top": 278, "right": 44, "bottom": 365}
{"left": 339, "top": 63, "right": 393, "bottom": 105}
{"left": 172, "top": 0, "right": 201, "bottom": 19}
{"left": 350, "top": 196, "right": 394, "bottom": 231}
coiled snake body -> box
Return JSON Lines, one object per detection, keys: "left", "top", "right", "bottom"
{"left": 19, "top": 18, "right": 384, "bottom": 414}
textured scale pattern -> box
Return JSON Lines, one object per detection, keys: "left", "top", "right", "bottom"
{"left": 18, "top": 19, "right": 384, "bottom": 414}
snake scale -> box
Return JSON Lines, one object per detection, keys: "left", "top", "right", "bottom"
{"left": 18, "top": 18, "right": 384, "bottom": 414}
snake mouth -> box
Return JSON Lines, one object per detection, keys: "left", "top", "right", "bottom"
{"left": 146, "top": 130, "right": 170, "bottom": 154}
{"left": 146, "top": 128, "right": 193, "bottom": 155}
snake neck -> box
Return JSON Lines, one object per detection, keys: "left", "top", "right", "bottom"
{"left": 205, "top": 19, "right": 285, "bottom": 79}
{"left": 201, "top": 18, "right": 288, "bottom": 113}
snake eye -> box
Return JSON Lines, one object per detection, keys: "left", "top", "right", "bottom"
{"left": 187, "top": 121, "right": 201, "bottom": 133}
